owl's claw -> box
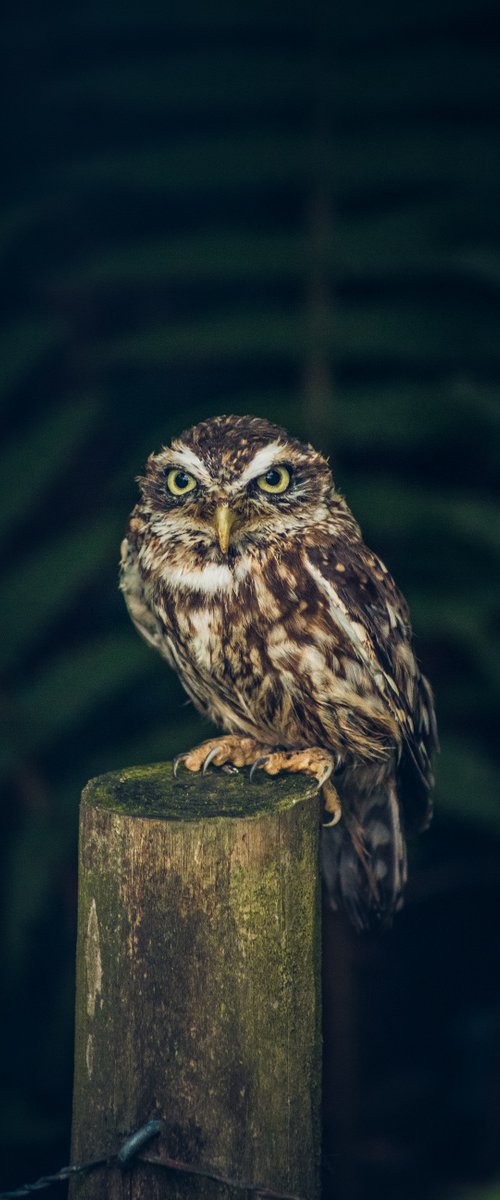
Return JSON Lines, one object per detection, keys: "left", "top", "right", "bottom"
{"left": 173, "top": 754, "right": 186, "bottom": 778}
{"left": 321, "top": 780, "right": 342, "bottom": 827}
{"left": 202, "top": 746, "right": 221, "bottom": 773}
{"left": 201, "top": 754, "right": 239, "bottom": 774}
{"left": 322, "top": 811, "right": 341, "bottom": 828}
{"left": 248, "top": 747, "right": 340, "bottom": 823}
{"left": 172, "top": 735, "right": 271, "bottom": 777}
{"left": 173, "top": 740, "right": 339, "bottom": 822}
{"left": 248, "top": 747, "right": 342, "bottom": 824}
{"left": 249, "top": 756, "right": 268, "bottom": 783}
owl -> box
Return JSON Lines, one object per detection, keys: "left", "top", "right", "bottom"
{"left": 120, "top": 414, "right": 437, "bottom": 931}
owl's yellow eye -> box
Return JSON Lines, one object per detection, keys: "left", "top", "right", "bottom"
{"left": 256, "top": 465, "right": 291, "bottom": 494}
{"left": 166, "top": 468, "right": 197, "bottom": 496}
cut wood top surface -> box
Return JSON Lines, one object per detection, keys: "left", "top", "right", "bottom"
{"left": 82, "top": 761, "right": 319, "bottom": 821}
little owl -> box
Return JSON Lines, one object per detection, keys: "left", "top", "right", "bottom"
{"left": 120, "top": 414, "right": 437, "bottom": 931}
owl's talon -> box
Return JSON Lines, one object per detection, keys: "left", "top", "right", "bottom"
{"left": 173, "top": 755, "right": 185, "bottom": 778}
{"left": 202, "top": 746, "right": 221, "bottom": 773}
{"left": 322, "top": 780, "right": 342, "bottom": 827}
{"left": 318, "top": 762, "right": 334, "bottom": 788}
{"left": 247, "top": 746, "right": 338, "bottom": 798}
{"left": 249, "top": 756, "right": 268, "bottom": 783}
{"left": 172, "top": 735, "right": 272, "bottom": 778}
{"left": 322, "top": 808, "right": 342, "bottom": 828}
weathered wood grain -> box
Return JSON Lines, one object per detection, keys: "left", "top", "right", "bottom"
{"left": 70, "top": 763, "right": 321, "bottom": 1199}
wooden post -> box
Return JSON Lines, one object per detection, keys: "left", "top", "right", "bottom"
{"left": 70, "top": 762, "right": 322, "bottom": 1200}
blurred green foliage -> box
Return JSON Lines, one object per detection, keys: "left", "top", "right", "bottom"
{"left": 456, "top": 1186, "right": 500, "bottom": 1200}
{"left": 1, "top": 0, "right": 499, "bottom": 1196}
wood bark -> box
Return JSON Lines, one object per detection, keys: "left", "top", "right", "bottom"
{"left": 69, "top": 762, "right": 322, "bottom": 1199}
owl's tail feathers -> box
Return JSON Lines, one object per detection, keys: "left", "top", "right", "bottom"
{"left": 321, "top": 782, "right": 407, "bottom": 933}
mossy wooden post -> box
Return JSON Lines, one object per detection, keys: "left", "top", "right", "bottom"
{"left": 70, "top": 763, "right": 322, "bottom": 1200}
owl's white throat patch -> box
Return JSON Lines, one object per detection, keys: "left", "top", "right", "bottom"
{"left": 160, "top": 559, "right": 251, "bottom": 594}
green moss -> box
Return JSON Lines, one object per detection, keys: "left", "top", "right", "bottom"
{"left": 82, "top": 760, "right": 318, "bottom": 821}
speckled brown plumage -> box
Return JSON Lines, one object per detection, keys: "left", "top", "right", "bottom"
{"left": 120, "top": 414, "right": 437, "bottom": 930}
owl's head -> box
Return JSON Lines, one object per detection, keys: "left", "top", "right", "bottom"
{"left": 138, "top": 414, "right": 337, "bottom": 559}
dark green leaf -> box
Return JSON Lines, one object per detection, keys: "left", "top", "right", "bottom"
{"left": 0, "top": 394, "right": 101, "bottom": 544}
{"left": 437, "top": 737, "right": 500, "bottom": 831}
{"left": 0, "top": 319, "right": 68, "bottom": 407}
{"left": 11, "top": 632, "right": 154, "bottom": 753}
{"left": 0, "top": 516, "right": 122, "bottom": 668}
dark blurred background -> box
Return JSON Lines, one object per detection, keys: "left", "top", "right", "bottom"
{"left": 1, "top": 2, "right": 500, "bottom": 1197}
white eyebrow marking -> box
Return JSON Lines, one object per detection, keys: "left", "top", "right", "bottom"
{"left": 167, "top": 443, "right": 212, "bottom": 484}
{"left": 231, "top": 441, "right": 284, "bottom": 490}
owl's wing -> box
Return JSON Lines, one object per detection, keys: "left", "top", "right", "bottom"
{"left": 120, "top": 531, "right": 177, "bottom": 669}
{"left": 306, "top": 541, "right": 437, "bottom": 831}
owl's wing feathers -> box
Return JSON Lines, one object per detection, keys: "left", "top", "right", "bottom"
{"left": 120, "top": 533, "right": 178, "bottom": 669}
{"left": 306, "top": 541, "right": 437, "bottom": 832}
{"left": 321, "top": 774, "right": 408, "bottom": 931}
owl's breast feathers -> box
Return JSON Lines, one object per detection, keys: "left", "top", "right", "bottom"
{"left": 121, "top": 512, "right": 436, "bottom": 835}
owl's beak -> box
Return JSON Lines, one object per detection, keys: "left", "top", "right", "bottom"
{"left": 214, "top": 504, "right": 238, "bottom": 554}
